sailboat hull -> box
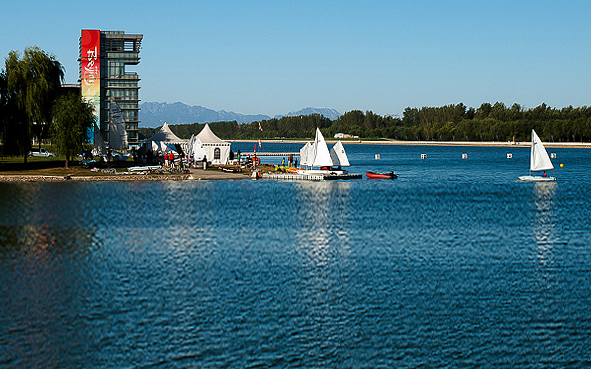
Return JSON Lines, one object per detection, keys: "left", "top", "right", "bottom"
{"left": 297, "top": 169, "right": 347, "bottom": 175}
{"left": 518, "top": 175, "right": 557, "bottom": 182}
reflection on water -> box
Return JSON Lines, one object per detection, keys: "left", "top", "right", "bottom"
{"left": 294, "top": 181, "right": 352, "bottom": 266}
{"left": 533, "top": 182, "right": 559, "bottom": 265}
{"left": 2, "top": 145, "right": 591, "bottom": 367}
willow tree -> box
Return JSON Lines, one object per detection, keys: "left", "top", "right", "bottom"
{"left": 3, "top": 46, "right": 64, "bottom": 162}
{"left": 51, "top": 93, "right": 95, "bottom": 168}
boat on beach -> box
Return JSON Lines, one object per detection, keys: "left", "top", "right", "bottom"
{"left": 366, "top": 171, "right": 397, "bottom": 179}
{"left": 518, "top": 130, "right": 557, "bottom": 182}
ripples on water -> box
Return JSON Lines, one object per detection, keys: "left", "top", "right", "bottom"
{"left": 1, "top": 145, "right": 591, "bottom": 367}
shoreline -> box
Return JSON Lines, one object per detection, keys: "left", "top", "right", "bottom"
{"left": 234, "top": 139, "right": 591, "bottom": 149}
{"left": 2, "top": 140, "right": 589, "bottom": 183}
{"left": 0, "top": 168, "right": 249, "bottom": 182}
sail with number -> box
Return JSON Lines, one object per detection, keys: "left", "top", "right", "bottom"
{"left": 329, "top": 141, "right": 350, "bottom": 167}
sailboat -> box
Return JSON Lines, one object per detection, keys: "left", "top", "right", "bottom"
{"left": 108, "top": 97, "right": 128, "bottom": 151}
{"left": 518, "top": 129, "right": 557, "bottom": 181}
{"left": 329, "top": 141, "right": 350, "bottom": 168}
{"left": 92, "top": 121, "right": 107, "bottom": 156}
{"left": 297, "top": 128, "right": 349, "bottom": 175}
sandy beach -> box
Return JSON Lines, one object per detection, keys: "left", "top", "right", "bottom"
{"left": 236, "top": 139, "right": 591, "bottom": 149}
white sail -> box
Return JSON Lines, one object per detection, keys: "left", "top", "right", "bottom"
{"left": 92, "top": 122, "right": 107, "bottom": 156}
{"left": 187, "top": 134, "right": 195, "bottom": 156}
{"left": 308, "top": 142, "right": 316, "bottom": 166}
{"left": 329, "top": 141, "right": 350, "bottom": 167}
{"left": 108, "top": 98, "right": 128, "bottom": 150}
{"left": 312, "top": 128, "right": 333, "bottom": 167}
{"left": 530, "top": 130, "right": 554, "bottom": 172}
{"left": 299, "top": 142, "right": 311, "bottom": 166}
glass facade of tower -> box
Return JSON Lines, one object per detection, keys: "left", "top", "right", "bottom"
{"left": 80, "top": 30, "right": 143, "bottom": 148}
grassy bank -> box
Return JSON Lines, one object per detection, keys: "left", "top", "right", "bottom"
{"left": 0, "top": 156, "right": 127, "bottom": 176}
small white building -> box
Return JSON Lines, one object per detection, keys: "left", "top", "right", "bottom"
{"left": 334, "top": 133, "right": 358, "bottom": 139}
{"left": 195, "top": 124, "right": 231, "bottom": 165}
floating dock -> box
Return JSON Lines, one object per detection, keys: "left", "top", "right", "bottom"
{"left": 263, "top": 173, "right": 362, "bottom": 181}
{"left": 242, "top": 152, "right": 299, "bottom": 157}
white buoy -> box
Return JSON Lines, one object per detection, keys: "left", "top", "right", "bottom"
{"left": 421, "top": 154, "right": 427, "bottom": 159}
{"left": 462, "top": 153, "right": 468, "bottom": 159}
{"left": 507, "top": 153, "right": 513, "bottom": 159}
{"left": 375, "top": 154, "right": 381, "bottom": 160}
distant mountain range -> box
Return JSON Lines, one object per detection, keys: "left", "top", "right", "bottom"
{"left": 139, "top": 102, "right": 341, "bottom": 128}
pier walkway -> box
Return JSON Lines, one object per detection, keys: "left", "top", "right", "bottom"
{"left": 264, "top": 172, "right": 362, "bottom": 181}
{"left": 241, "top": 152, "right": 300, "bottom": 157}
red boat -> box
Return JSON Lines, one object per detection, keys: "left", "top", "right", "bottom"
{"left": 366, "top": 171, "right": 397, "bottom": 179}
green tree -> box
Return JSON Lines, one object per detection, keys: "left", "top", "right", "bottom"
{"left": 50, "top": 93, "right": 94, "bottom": 168}
{"left": 2, "top": 46, "right": 64, "bottom": 162}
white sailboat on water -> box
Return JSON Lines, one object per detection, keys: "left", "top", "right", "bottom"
{"left": 330, "top": 141, "right": 350, "bottom": 168}
{"left": 518, "top": 129, "right": 557, "bottom": 181}
{"left": 298, "top": 128, "right": 350, "bottom": 175}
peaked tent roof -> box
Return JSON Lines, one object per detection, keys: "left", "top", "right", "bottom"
{"left": 145, "top": 122, "right": 187, "bottom": 143}
{"left": 196, "top": 124, "right": 227, "bottom": 144}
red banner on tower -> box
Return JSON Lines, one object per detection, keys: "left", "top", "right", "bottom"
{"left": 81, "top": 30, "right": 100, "bottom": 138}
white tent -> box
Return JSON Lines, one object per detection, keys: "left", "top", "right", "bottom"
{"left": 144, "top": 122, "right": 188, "bottom": 155}
{"left": 187, "top": 134, "right": 207, "bottom": 161}
{"left": 195, "top": 124, "right": 231, "bottom": 165}
{"left": 145, "top": 122, "right": 187, "bottom": 144}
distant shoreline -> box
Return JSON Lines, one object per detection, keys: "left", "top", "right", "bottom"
{"left": 233, "top": 139, "right": 591, "bottom": 149}
{"left": 2, "top": 140, "right": 588, "bottom": 183}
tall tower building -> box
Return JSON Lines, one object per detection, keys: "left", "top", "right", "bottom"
{"left": 80, "top": 30, "right": 143, "bottom": 149}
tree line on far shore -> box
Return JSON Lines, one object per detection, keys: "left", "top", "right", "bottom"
{"left": 141, "top": 102, "right": 591, "bottom": 143}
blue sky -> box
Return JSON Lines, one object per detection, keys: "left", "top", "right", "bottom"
{"left": 2, "top": 0, "right": 590, "bottom": 118}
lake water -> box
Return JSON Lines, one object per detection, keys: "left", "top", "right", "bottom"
{"left": 1, "top": 143, "right": 591, "bottom": 368}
